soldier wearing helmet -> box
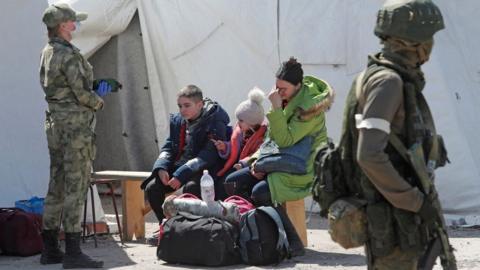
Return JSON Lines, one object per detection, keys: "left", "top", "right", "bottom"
{"left": 39, "top": 3, "right": 112, "bottom": 269}
{"left": 338, "top": 0, "right": 456, "bottom": 269}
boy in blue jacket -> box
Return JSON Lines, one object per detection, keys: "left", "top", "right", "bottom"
{"left": 142, "top": 85, "right": 230, "bottom": 224}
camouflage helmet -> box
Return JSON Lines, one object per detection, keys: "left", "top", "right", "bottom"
{"left": 374, "top": 0, "right": 444, "bottom": 43}
{"left": 42, "top": 3, "right": 87, "bottom": 28}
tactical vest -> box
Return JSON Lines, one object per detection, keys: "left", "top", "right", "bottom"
{"left": 340, "top": 58, "right": 437, "bottom": 257}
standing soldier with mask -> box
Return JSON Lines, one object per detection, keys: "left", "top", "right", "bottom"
{"left": 335, "top": 0, "right": 456, "bottom": 269}
{"left": 39, "top": 3, "right": 114, "bottom": 269}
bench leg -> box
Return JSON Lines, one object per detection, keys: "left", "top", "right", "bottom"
{"left": 121, "top": 180, "right": 145, "bottom": 241}
{"left": 285, "top": 199, "right": 308, "bottom": 247}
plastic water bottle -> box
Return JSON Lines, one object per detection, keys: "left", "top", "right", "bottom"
{"left": 200, "top": 170, "right": 215, "bottom": 203}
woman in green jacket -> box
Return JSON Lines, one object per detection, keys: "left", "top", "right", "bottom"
{"left": 225, "top": 57, "right": 333, "bottom": 206}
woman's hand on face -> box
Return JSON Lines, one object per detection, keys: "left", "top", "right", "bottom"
{"left": 268, "top": 87, "right": 283, "bottom": 109}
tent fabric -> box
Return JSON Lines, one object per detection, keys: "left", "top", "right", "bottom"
{"left": 0, "top": 0, "right": 141, "bottom": 207}
{"left": 0, "top": 0, "right": 50, "bottom": 207}
{"left": 136, "top": 0, "right": 280, "bottom": 144}
{"left": 1, "top": 0, "right": 480, "bottom": 225}
{"left": 135, "top": 0, "right": 480, "bottom": 223}
{"left": 89, "top": 12, "right": 159, "bottom": 172}
{"left": 48, "top": 0, "right": 137, "bottom": 58}
{"left": 279, "top": 0, "right": 347, "bottom": 65}
{"left": 48, "top": 1, "right": 158, "bottom": 171}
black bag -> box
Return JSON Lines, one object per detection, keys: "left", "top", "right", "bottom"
{"left": 157, "top": 212, "right": 241, "bottom": 266}
{"left": 0, "top": 208, "right": 43, "bottom": 256}
{"left": 239, "top": 206, "right": 291, "bottom": 265}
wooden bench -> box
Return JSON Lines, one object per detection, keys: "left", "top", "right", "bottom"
{"left": 91, "top": 170, "right": 151, "bottom": 241}
{"left": 284, "top": 199, "right": 308, "bottom": 247}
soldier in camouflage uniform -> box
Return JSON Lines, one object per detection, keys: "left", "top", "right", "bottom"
{"left": 342, "top": 0, "right": 456, "bottom": 269}
{"left": 39, "top": 3, "right": 112, "bottom": 269}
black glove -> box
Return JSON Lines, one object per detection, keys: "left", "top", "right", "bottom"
{"left": 418, "top": 198, "right": 437, "bottom": 225}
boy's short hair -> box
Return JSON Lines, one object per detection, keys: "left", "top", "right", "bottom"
{"left": 177, "top": 85, "right": 203, "bottom": 102}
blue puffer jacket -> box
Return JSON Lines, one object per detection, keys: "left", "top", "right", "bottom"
{"left": 153, "top": 98, "right": 230, "bottom": 184}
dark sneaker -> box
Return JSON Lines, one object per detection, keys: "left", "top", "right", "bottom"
{"left": 146, "top": 230, "right": 160, "bottom": 246}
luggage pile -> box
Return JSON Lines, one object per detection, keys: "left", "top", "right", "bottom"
{"left": 156, "top": 193, "right": 301, "bottom": 266}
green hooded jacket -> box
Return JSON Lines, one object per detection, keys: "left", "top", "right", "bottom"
{"left": 266, "top": 76, "right": 333, "bottom": 204}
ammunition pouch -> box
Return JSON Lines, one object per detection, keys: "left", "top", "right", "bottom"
{"left": 366, "top": 201, "right": 430, "bottom": 258}
{"left": 393, "top": 208, "right": 428, "bottom": 253}
{"left": 366, "top": 201, "right": 396, "bottom": 257}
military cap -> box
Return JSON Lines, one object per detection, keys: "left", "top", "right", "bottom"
{"left": 42, "top": 3, "right": 87, "bottom": 28}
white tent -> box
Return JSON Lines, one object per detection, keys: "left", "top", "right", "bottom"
{"left": 2, "top": 0, "right": 479, "bottom": 225}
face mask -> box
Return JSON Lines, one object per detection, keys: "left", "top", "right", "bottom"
{"left": 74, "top": 21, "right": 82, "bottom": 32}
{"left": 416, "top": 39, "right": 434, "bottom": 65}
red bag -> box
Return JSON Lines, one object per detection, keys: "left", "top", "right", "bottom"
{"left": 0, "top": 208, "right": 43, "bottom": 256}
{"left": 224, "top": 195, "right": 255, "bottom": 215}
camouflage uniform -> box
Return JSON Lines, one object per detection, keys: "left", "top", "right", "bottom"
{"left": 40, "top": 36, "right": 103, "bottom": 233}
{"left": 352, "top": 1, "right": 455, "bottom": 269}
{"left": 39, "top": 4, "right": 105, "bottom": 268}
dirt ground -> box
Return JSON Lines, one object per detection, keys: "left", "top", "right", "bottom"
{"left": 1, "top": 194, "right": 479, "bottom": 270}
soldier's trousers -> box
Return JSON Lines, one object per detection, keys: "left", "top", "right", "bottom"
{"left": 42, "top": 110, "right": 96, "bottom": 233}
{"left": 367, "top": 246, "right": 418, "bottom": 270}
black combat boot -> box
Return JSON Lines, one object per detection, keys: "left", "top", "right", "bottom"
{"left": 40, "top": 229, "right": 64, "bottom": 264}
{"left": 275, "top": 206, "right": 306, "bottom": 257}
{"left": 63, "top": 232, "right": 103, "bottom": 269}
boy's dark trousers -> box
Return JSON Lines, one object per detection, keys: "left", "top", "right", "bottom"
{"left": 144, "top": 177, "right": 177, "bottom": 222}
{"left": 224, "top": 167, "right": 270, "bottom": 205}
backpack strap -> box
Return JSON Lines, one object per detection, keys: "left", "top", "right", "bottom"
{"left": 247, "top": 211, "right": 259, "bottom": 241}
{"left": 388, "top": 134, "right": 409, "bottom": 161}
{"left": 339, "top": 65, "right": 387, "bottom": 147}
{"left": 239, "top": 211, "right": 257, "bottom": 262}
{"left": 354, "top": 71, "right": 366, "bottom": 100}
{"left": 239, "top": 207, "right": 291, "bottom": 263}
{"left": 257, "top": 206, "right": 290, "bottom": 254}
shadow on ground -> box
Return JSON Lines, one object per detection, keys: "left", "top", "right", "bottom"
{"left": 0, "top": 234, "right": 135, "bottom": 270}
{"left": 156, "top": 249, "right": 366, "bottom": 269}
